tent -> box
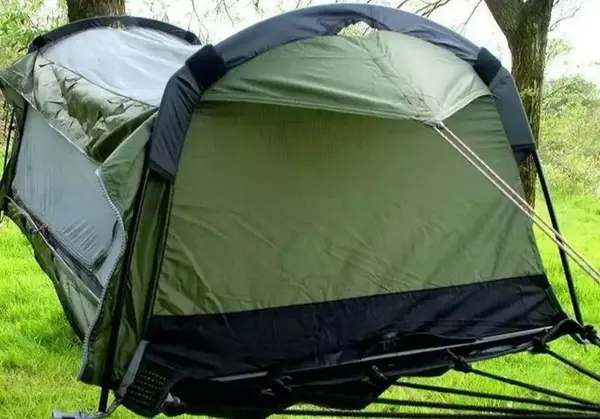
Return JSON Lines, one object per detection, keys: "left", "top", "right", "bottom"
{"left": 1, "top": 4, "right": 599, "bottom": 419}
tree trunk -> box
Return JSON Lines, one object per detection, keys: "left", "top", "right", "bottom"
{"left": 485, "top": 0, "right": 553, "bottom": 207}
{"left": 66, "top": 0, "right": 125, "bottom": 22}
{"left": 508, "top": 0, "right": 553, "bottom": 207}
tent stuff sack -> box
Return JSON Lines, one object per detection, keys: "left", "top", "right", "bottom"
{"left": 1, "top": 5, "right": 599, "bottom": 419}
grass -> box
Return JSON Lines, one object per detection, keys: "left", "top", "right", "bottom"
{"left": 0, "top": 192, "right": 599, "bottom": 419}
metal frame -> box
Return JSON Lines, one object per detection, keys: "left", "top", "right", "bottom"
{"left": 532, "top": 150, "right": 584, "bottom": 325}
{"left": 155, "top": 338, "right": 600, "bottom": 419}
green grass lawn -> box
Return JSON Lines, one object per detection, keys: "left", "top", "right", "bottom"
{"left": 0, "top": 192, "right": 599, "bottom": 419}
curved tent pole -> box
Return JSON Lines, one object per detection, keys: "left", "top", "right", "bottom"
{"left": 2, "top": 103, "right": 14, "bottom": 173}
{"left": 532, "top": 150, "right": 584, "bottom": 325}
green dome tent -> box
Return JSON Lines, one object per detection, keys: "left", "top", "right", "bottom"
{"left": 0, "top": 4, "right": 599, "bottom": 419}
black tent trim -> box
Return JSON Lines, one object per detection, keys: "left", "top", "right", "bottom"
{"left": 28, "top": 15, "right": 201, "bottom": 53}
{"left": 144, "top": 273, "right": 564, "bottom": 381}
{"left": 148, "top": 46, "right": 225, "bottom": 180}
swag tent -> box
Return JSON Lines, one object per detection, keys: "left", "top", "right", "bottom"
{"left": 1, "top": 3, "right": 599, "bottom": 419}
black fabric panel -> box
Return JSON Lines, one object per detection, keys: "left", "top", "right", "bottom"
{"left": 149, "top": 46, "right": 226, "bottom": 179}
{"left": 28, "top": 16, "right": 200, "bottom": 52}
{"left": 216, "top": 3, "right": 479, "bottom": 68}
{"left": 474, "top": 48, "right": 502, "bottom": 86}
{"left": 146, "top": 274, "right": 564, "bottom": 380}
{"left": 489, "top": 66, "right": 537, "bottom": 158}
{"left": 185, "top": 45, "right": 227, "bottom": 91}
{"left": 473, "top": 47, "right": 536, "bottom": 159}
{"left": 148, "top": 66, "right": 203, "bottom": 181}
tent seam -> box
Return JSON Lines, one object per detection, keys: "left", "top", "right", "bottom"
{"left": 77, "top": 166, "right": 128, "bottom": 382}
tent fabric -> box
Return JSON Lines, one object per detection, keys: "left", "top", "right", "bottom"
{"left": 29, "top": 15, "right": 201, "bottom": 52}
{"left": 149, "top": 31, "right": 489, "bottom": 180}
{"left": 4, "top": 200, "right": 100, "bottom": 338}
{"left": 216, "top": 3, "right": 481, "bottom": 68}
{"left": 97, "top": 177, "right": 171, "bottom": 385}
{"left": 204, "top": 32, "right": 490, "bottom": 123}
{"left": 147, "top": 49, "right": 220, "bottom": 180}
{"left": 77, "top": 114, "right": 156, "bottom": 384}
{"left": 148, "top": 5, "right": 535, "bottom": 181}
{"left": 155, "top": 97, "right": 541, "bottom": 317}
{"left": 489, "top": 66, "right": 536, "bottom": 158}
{"left": 13, "top": 107, "right": 119, "bottom": 272}
{"left": 0, "top": 54, "right": 155, "bottom": 161}
{"left": 148, "top": 274, "right": 561, "bottom": 379}
{"left": 214, "top": 2, "right": 536, "bottom": 158}
{"left": 0, "top": 37, "right": 158, "bottom": 385}
{"left": 40, "top": 27, "right": 202, "bottom": 106}
{"left": 147, "top": 98, "right": 560, "bottom": 384}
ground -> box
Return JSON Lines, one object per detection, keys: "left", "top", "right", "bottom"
{"left": 0, "top": 192, "right": 599, "bottom": 418}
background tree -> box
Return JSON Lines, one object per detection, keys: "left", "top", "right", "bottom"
{"left": 484, "top": 0, "right": 556, "bottom": 206}
{"left": 66, "top": 0, "right": 125, "bottom": 22}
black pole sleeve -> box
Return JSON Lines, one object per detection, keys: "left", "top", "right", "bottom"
{"left": 2, "top": 110, "right": 13, "bottom": 172}
{"left": 532, "top": 151, "right": 584, "bottom": 326}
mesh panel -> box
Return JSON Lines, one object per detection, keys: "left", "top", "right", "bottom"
{"left": 121, "top": 358, "right": 174, "bottom": 417}
{"left": 12, "top": 108, "right": 120, "bottom": 281}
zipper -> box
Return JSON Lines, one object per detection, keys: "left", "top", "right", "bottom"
{"left": 77, "top": 166, "right": 127, "bottom": 382}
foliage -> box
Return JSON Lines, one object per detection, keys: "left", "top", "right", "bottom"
{"left": 0, "top": 0, "right": 64, "bottom": 145}
{"left": 542, "top": 75, "right": 600, "bottom": 115}
{"left": 545, "top": 38, "right": 574, "bottom": 67}
{"left": 539, "top": 74, "right": 600, "bottom": 197}
{"left": 0, "top": 1, "right": 39, "bottom": 66}
{"left": 0, "top": 0, "right": 63, "bottom": 67}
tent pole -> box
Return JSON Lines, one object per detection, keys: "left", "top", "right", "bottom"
{"left": 532, "top": 150, "right": 584, "bottom": 326}
{"left": 2, "top": 106, "right": 12, "bottom": 170}
{"left": 98, "top": 162, "right": 151, "bottom": 413}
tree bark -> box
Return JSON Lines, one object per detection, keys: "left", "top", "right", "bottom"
{"left": 485, "top": 0, "right": 554, "bottom": 207}
{"left": 510, "top": 0, "right": 553, "bottom": 207}
{"left": 66, "top": 0, "right": 125, "bottom": 22}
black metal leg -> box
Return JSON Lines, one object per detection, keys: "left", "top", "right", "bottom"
{"left": 532, "top": 150, "right": 584, "bottom": 326}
